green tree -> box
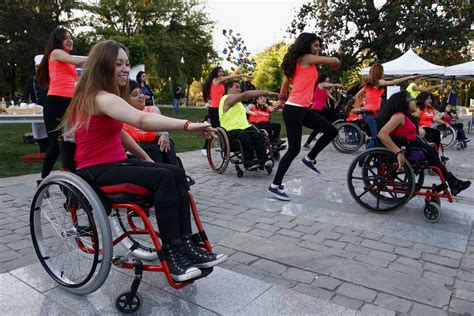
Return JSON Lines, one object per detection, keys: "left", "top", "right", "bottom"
{"left": 252, "top": 42, "right": 287, "bottom": 92}
{"left": 82, "top": 0, "right": 217, "bottom": 103}
{"left": 0, "top": 0, "right": 78, "bottom": 98}
{"left": 289, "top": 0, "right": 472, "bottom": 79}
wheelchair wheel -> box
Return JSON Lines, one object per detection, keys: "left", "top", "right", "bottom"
{"left": 207, "top": 127, "right": 230, "bottom": 174}
{"left": 116, "top": 291, "right": 142, "bottom": 314}
{"left": 433, "top": 124, "right": 456, "bottom": 149}
{"left": 332, "top": 122, "right": 365, "bottom": 154}
{"left": 110, "top": 208, "right": 159, "bottom": 261}
{"left": 424, "top": 201, "right": 441, "bottom": 223}
{"left": 30, "top": 172, "right": 112, "bottom": 295}
{"left": 347, "top": 148, "right": 416, "bottom": 213}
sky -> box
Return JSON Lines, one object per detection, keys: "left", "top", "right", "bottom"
{"left": 203, "top": 0, "right": 308, "bottom": 69}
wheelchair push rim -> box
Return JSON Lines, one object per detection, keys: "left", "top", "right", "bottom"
{"left": 332, "top": 121, "right": 365, "bottom": 154}
{"left": 30, "top": 173, "right": 113, "bottom": 294}
{"left": 347, "top": 148, "right": 416, "bottom": 213}
{"left": 207, "top": 127, "right": 230, "bottom": 174}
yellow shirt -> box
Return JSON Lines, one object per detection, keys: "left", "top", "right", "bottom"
{"left": 219, "top": 95, "right": 251, "bottom": 131}
{"left": 406, "top": 83, "right": 420, "bottom": 99}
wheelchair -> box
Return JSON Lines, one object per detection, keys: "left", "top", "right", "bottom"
{"left": 207, "top": 126, "right": 279, "bottom": 177}
{"left": 347, "top": 144, "right": 453, "bottom": 223}
{"left": 30, "top": 139, "right": 215, "bottom": 314}
{"left": 331, "top": 116, "right": 374, "bottom": 154}
{"left": 432, "top": 123, "right": 467, "bottom": 151}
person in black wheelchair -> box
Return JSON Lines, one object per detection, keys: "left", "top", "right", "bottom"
{"left": 247, "top": 95, "right": 286, "bottom": 149}
{"left": 60, "top": 40, "right": 226, "bottom": 282}
{"left": 377, "top": 91, "right": 470, "bottom": 196}
{"left": 219, "top": 80, "right": 278, "bottom": 171}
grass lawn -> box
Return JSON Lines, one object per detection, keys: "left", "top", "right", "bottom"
{"left": 0, "top": 107, "right": 311, "bottom": 178}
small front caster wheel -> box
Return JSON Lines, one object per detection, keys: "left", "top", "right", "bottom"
{"left": 116, "top": 291, "right": 142, "bottom": 314}
{"left": 423, "top": 201, "right": 441, "bottom": 223}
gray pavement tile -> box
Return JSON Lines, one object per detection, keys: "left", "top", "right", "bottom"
{"left": 448, "top": 298, "right": 474, "bottom": 315}
{"left": 9, "top": 262, "right": 59, "bottom": 293}
{"left": 281, "top": 267, "right": 317, "bottom": 284}
{"left": 453, "top": 288, "right": 474, "bottom": 302}
{"left": 332, "top": 260, "right": 450, "bottom": 308}
{"left": 373, "top": 293, "right": 412, "bottom": 313}
{"left": 422, "top": 253, "right": 461, "bottom": 268}
{"left": 331, "top": 294, "right": 364, "bottom": 310}
{"left": 357, "top": 303, "right": 396, "bottom": 316}
{"left": 250, "top": 258, "right": 287, "bottom": 275}
{"left": 239, "top": 286, "right": 355, "bottom": 315}
{"left": 410, "top": 303, "right": 448, "bottom": 316}
{"left": 0, "top": 273, "right": 76, "bottom": 315}
{"left": 336, "top": 283, "right": 377, "bottom": 302}
{"left": 312, "top": 275, "right": 342, "bottom": 291}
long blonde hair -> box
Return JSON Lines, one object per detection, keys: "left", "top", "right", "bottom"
{"left": 62, "top": 40, "right": 131, "bottom": 130}
{"left": 364, "top": 63, "right": 384, "bottom": 88}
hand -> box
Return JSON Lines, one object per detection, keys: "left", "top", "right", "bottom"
{"left": 252, "top": 112, "right": 258, "bottom": 117}
{"left": 396, "top": 153, "right": 407, "bottom": 172}
{"left": 419, "top": 127, "right": 426, "bottom": 138}
{"left": 187, "top": 122, "right": 216, "bottom": 139}
{"left": 337, "top": 84, "right": 344, "bottom": 89}
{"left": 158, "top": 134, "right": 171, "bottom": 152}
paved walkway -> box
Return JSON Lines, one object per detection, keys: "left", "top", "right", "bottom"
{"left": 1, "top": 136, "right": 474, "bottom": 315}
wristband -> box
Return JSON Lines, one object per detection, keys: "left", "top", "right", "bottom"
{"left": 183, "top": 120, "right": 191, "bottom": 131}
{"left": 395, "top": 147, "right": 406, "bottom": 156}
{"left": 278, "top": 94, "right": 287, "bottom": 102}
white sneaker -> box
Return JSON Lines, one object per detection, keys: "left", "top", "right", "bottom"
{"left": 201, "top": 149, "right": 207, "bottom": 157}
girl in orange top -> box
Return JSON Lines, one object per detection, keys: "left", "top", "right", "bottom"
{"left": 247, "top": 95, "right": 282, "bottom": 144}
{"left": 417, "top": 92, "right": 446, "bottom": 148}
{"left": 268, "top": 33, "right": 340, "bottom": 201}
{"left": 355, "top": 64, "right": 416, "bottom": 148}
{"left": 201, "top": 67, "right": 247, "bottom": 155}
{"left": 37, "top": 27, "right": 87, "bottom": 182}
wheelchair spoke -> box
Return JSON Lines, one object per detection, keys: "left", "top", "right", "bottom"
{"left": 357, "top": 182, "right": 376, "bottom": 199}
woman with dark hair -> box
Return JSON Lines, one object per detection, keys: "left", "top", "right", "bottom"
{"left": 136, "top": 71, "right": 154, "bottom": 106}
{"left": 302, "top": 74, "right": 343, "bottom": 149}
{"left": 61, "top": 40, "right": 226, "bottom": 282}
{"left": 378, "top": 91, "right": 470, "bottom": 196}
{"left": 247, "top": 95, "right": 283, "bottom": 145}
{"left": 355, "top": 64, "right": 417, "bottom": 148}
{"left": 36, "top": 27, "right": 87, "bottom": 184}
{"left": 200, "top": 67, "right": 247, "bottom": 156}
{"left": 417, "top": 92, "right": 445, "bottom": 147}
{"left": 268, "top": 33, "right": 340, "bottom": 201}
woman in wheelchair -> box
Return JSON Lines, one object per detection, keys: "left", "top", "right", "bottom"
{"left": 416, "top": 92, "right": 445, "bottom": 147}
{"left": 377, "top": 91, "right": 470, "bottom": 196}
{"left": 219, "top": 80, "right": 278, "bottom": 170}
{"left": 344, "top": 97, "right": 362, "bottom": 122}
{"left": 123, "top": 80, "right": 178, "bottom": 165}
{"left": 440, "top": 103, "right": 469, "bottom": 147}
{"left": 61, "top": 40, "right": 226, "bottom": 282}
{"left": 247, "top": 95, "right": 284, "bottom": 147}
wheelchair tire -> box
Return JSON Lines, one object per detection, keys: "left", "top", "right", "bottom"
{"left": 116, "top": 291, "right": 142, "bottom": 314}
{"left": 423, "top": 201, "right": 441, "bottom": 223}
{"left": 207, "top": 127, "right": 230, "bottom": 174}
{"left": 347, "top": 148, "right": 416, "bottom": 213}
{"left": 332, "top": 122, "right": 365, "bottom": 154}
{"left": 432, "top": 124, "right": 456, "bottom": 149}
{"left": 30, "top": 172, "right": 112, "bottom": 295}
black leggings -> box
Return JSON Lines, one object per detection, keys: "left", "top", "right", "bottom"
{"left": 138, "top": 140, "right": 178, "bottom": 165}
{"left": 255, "top": 121, "right": 281, "bottom": 142}
{"left": 202, "top": 107, "right": 220, "bottom": 149}
{"left": 305, "top": 109, "right": 335, "bottom": 145}
{"left": 76, "top": 158, "right": 190, "bottom": 244}
{"left": 273, "top": 105, "right": 337, "bottom": 185}
{"left": 422, "top": 127, "right": 441, "bottom": 148}
{"left": 42, "top": 95, "right": 71, "bottom": 179}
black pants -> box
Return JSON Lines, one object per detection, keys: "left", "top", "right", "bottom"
{"left": 42, "top": 95, "right": 71, "bottom": 179}
{"left": 76, "top": 158, "right": 191, "bottom": 243}
{"left": 273, "top": 105, "right": 337, "bottom": 185}
{"left": 305, "top": 109, "right": 335, "bottom": 145}
{"left": 228, "top": 127, "right": 267, "bottom": 166}
{"left": 256, "top": 122, "right": 281, "bottom": 142}
{"left": 408, "top": 139, "right": 447, "bottom": 177}
{"left": 139, "top": 140, "right": 178, "bottom": 165}
{"left": 203, "top": 107, "right": 220, "bottom": 149}
{"left": 422, "top": 127, "right": 441, "bottom": 148}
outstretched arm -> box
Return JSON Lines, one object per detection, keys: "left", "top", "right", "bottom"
{"left": 214, "top": 73, "right": 247, "bottom": 85}
{"left": 413, "top": 83, "right": 443, "bottom": 93}
{"left": 50, "top": 49, "right": 87, "bottom": 66}
{"left": 379, "top": 75, "right": 418, "bottom": 87}
{"left": 223, "top": 90, "right": 278, "bottom": 112}
{"left": 301, "top": 54, "right": 340, "bottom": 66}
{"left": 319, "top": 82, "right": 344, "bottom": 90}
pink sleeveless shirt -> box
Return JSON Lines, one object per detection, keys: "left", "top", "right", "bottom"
{"left": 75, "top": 115, "right": 127, "bottom": 169}
{"left": 311, "top": 85, "right": 328, "bottom": 111}
{"left": 47, "top": 54, "right": 77, "bottom": 98}
{"left": 286, "top": 62, "right": 318, "bottom": 108}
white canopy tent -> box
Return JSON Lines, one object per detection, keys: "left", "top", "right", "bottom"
{"left": 444, "top": 61, "right": 474, "bottom": 79}
{"left": 360, "top": 49, "right": 446, "bottom": 77}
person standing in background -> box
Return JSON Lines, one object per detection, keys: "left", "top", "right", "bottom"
{"left": 173, "top": 85, "right": 182, "bottom": 115}
{"left": 37, "top": 27, "right": 87, "bottom": 184}
{"left": 136, "top": 71, "right": 155, "bottom": 106}
{"left": 22, "top": 55, "right": 49, "bottom": 153}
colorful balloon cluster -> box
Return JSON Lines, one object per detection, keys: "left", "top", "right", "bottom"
{"left": 221, "top": 29, "right": 256, "bottom": 73}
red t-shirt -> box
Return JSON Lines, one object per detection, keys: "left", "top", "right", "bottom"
{"left": 248, "top": 105, "right": 270, "bottom": 123}
{"left": 390, "top": 113, "right": 417, "bottom": 141}
{"left": 363, "top": 86, "right": 384, "bottom": 112}
{"left": 209, "top": 81, "right": 225, "bottom": 108}
{"left": 419, "top": 108, "right": 435, "bottom": 127}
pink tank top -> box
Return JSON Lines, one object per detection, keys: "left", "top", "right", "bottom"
{"left": 390, "top": 113, "right": 416, "bottom": 141}
{"left": 47, "top": 54, "right": 77, "bottom": 98}
{"left": 286, "top": 63, "right": 318, "bottom": 108}
{"left": 209, "top": 81, "right": 225, "bottom": 108}
{"left": 311, "top": 85, "right": 328, "bottom": 111}
{"left": 363, "top": 86, "right": 384, "bottom": 112}
{"left": 75, "top": 115, "right": 127, "bottom": 169}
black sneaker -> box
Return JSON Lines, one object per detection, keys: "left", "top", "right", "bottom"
{"left": 179, "top": 236, "right": 227, "bottom": 268}
{"left": 301, "top": 157, "right": 321, "bottom": 175}
{"left": 163, "top": 244, "right": 201, "bottom": 282}
{"left": 267, "top": 184, "right": 290, "bottom": 201}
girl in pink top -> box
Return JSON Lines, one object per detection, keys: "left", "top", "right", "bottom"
{"left": 62, "top": 40, "right": 227, "bottom": 282}
{"left": 269, "top": 33, "right": 340, "bottom": 201}
{"left": 201, "top": 67, "right": 247, "bottom": 155}
{"left": 37, "top": 27, "right": 87, "bottom": 182}
{"left": 303, "top": 74, "right": 344, "bottom": 149}
{"left": 355, "top": 64, "right": 417, "bottom": 148}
